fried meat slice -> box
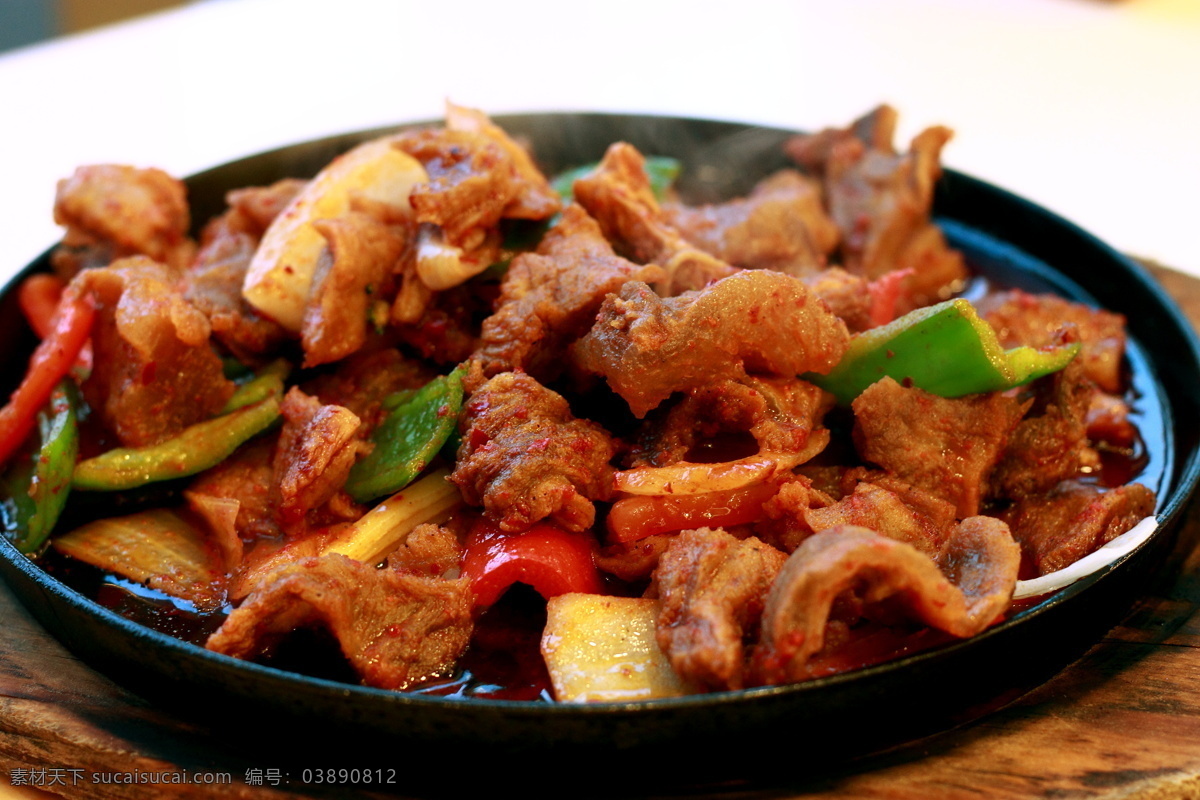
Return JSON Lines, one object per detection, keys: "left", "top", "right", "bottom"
{"left": 451, "top": 372, "right": 616, "bottom": 532}
{"left": 573, "top": 142, "right": 736, "bottom": 294}
{"left": 852, "top": 377, "right": 1028, "bottom": 518}
{"left": 574, "top": 270, "right": 850, "bottom": 418}
{"left": 301, "top": 213, "right": 407, "bottom": 367}
{"left": 1001, "top": 481, "right": 1156, "bottom": 576}
{"left": 472, "top": 204, "right": 664, "bottom": 382}
{"left": 53, "top": 164, "right": 193, "bottom": 275}
{"left": 75, "top": 256, "right": 235, "bottom": 447}
{"left": 652, "top": 528, "right": 787, "bottom": 691}
{"left": 978, "top": 289, "right": 1128, "bottom": 394}
{"left": 786, "top": 106, "right": 967, "bottom": 311}
{"left": 207, "top": 553, "right": 473, "bottom": 691}
{"left": 752, "top": 519, "right": 1019, "bottom": 684}
{"left": 663, "top": 169, "right": 838, "bottom": 276}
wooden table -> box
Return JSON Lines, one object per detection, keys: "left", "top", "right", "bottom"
{"left": 2, "top": 265, "right": 1199, "bottom": 800}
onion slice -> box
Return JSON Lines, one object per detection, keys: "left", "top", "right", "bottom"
{"left": 1012, "top": 515, "right": 1159, "bottom": 599}
{"left": 613, "top": 446, "right": 822, "bottom": 497}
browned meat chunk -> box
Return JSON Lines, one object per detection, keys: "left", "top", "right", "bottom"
{"left": 396, "top": 110, "right": 560, "bottom": 248}
{"left": 301, "top": 348, "right": 434, "bottom": 434}
{"left": 187, "top": 437, "right": 280, "bottom": 541}
{"left": 573, "top": 142, "right": 736, "bottom": 294}
{"left": 990, "top": 345, "right": 1097, "bottom": 500}
{"left": 574, "top": 270, "right": 851, "bottom": 418}
{"left": 75, "top": 257, "right": 235, "bottom": 447}
{"left": 978, "top": 289, "right": 1128, "bottom": 394}
{"left": 804, "top": 481, "right": 951, "bottom": 558}
{"left": 207, "top": 553, "right": 474, "bottom": 691}
{"left": 472, "top": 204, "right": 664, "bottom": 382}
{"left": 852, "top": 377, "right": 1028, "bottom": 517}
{"left": 272, "top": 387, "right": 367, "bottom": 534}
{"left": 1001, "top": 481, "right": 1156, "bottom": 576}
{"left": 301, "top": 213, "right": 406, "bottom": 367}
{"left": 653, "top": 528, "right": 787, "bottom": 691}
{"left": 386, "top": 523, "right": 464, "bottom": 579}
{"left": 628, "top": 376, "right": 833, "bottom": 468}
{"left": 594, "top": 533, "right": 676, "bottom": 582}
{"left": 451, "top": 372, "right": 616, "bottom": 532}
{"left": 786, "top": 106, "right": 968, "bottom": 312}
{"left": 752, "top": 519, "right": 1019, "bottom": 684}
{"left": 223, "top": 179, "right": 307, "bottom": 237}
{"left": 53, "top": 164, "right": 193, "bottom": 274}
{"left": 664, "top": 170, "right": 839, "bottom": 275}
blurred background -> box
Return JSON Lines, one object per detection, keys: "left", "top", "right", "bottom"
{"left": 1, "top": 0, "right": 1197, "bottom": 280}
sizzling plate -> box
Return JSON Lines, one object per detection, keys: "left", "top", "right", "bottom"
{"left": 1, "top": 113, "right": 1198, "bottom": 777}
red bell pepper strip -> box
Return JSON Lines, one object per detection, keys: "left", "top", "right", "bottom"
{"left": 606, "top": 480, "right": 781, "bottom": 545}
{"left": 17, "top": 274, "right": 66, "bottom": 339}
{"left": 462, "top": 519, "right": 603, "bottom": 609}
{"left": 0, "top": 285, "right": 95, "bottom": 470}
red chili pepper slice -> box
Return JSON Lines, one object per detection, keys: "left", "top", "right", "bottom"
{"left": 0, "top": 285, "right": 95, "bottom": 469}
{"left": 462, "top": 519, "right": 603, "bottom": 609}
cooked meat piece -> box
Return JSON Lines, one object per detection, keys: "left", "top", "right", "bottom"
{"left": 628, "top": 376, "right": 833, "bottom": 468}
{"left": 786, "top": 106, "right": 968, "bottom": 312}
{"left": 386, "top": 523, "right": 463, "bottom": 579}
{"left": 223, "top": 179, "right": 307, "bottom": 237}
{"left": 1086, "top": 391, "right": 1137, "bottom": 449}
{"left": 1001, "top": 480, "right": 1156, "bottom": 576}
{"left": 207, "top": 553, "right": 474, "bottom": 691}
{"left": 977, "top": 289, "right": 1128, "bottom": 394}
{"left": 804, "top": 482, "right": 948, "bottom": 558}
{"left": 653, "top": 527, "right": 787, "bottom": 691}
{"left": 573, "top": 142, "right": 736, "bottom": 294}
{"left": 451, "top": 372, "right": 616, "bottom": 532}
{"left": 852, "top": 377, "right": 1028, "bottom": 518}
{"left": 183, "top": 491, "right": 245, "bottom": 574}
{"left": 752, "top": 519, "right": 1019, "bottom": 684}
{"left": 53, "top": 164, "right": 193, "bottom": 274}
{"left": 472, "top": 204, "right": 664, "bottom": 382}
{"left": 574, "top": 270, "right": 850, "bottom": 418}
{"left": 396, "top": 112, "right": 560, "bottom": 248}
{"left": 75, "top": 257, "right": 235, "bottom": 447}
{"left": 272, "top": 387, "right": 367, "bottom": 535}
{"left": 392, "top": 277, "right": 488, "bottom": 367}
{"left": 301, "top": 347, "right": 434, "bottom": 434}
{"left": 755, "top": 475, "right": 836, "bottom": 553}
{"left": 301, "top": 213, "right": 406, "bottom": 367}
{"left": 187, "top": 437, "right": 280, "bottom": 541}
{"left": 990, "top": 344, "right": 1097, "bottom": 500}
{"left": 663, "top": 169, "right": 839, "bottom": 275}
{"left": 444, "top": 102, "right": 561, "bottom": 220}
{"left": 184, "top": 231, "right": 288, "bottom": 361}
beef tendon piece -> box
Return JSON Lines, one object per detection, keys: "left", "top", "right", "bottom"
{"left": 852, "top": 377, "right": 1028, "bottom": 518}
{"left": 977, "top": 289, "right": 1128, "bottom": 394}
{"left": 206, "top": 553, "right": 473, "bottom": 691}
{"left": 752, "top": 519, "right": 1019, "bottom": 685}
{"left": 472, "top": 204, "right": 664, "bottom": 382}
{"left": 1001, "top": 481, "right": 1156, "bottom": 576}
{"left": 652, "top": 528, "right": 788, "bottom": 691}
{"left": 53, "top": 164, "right": 193, "bottom": 275}
{"left": 272, "top": 387, "right": 367, "bottom": 535}
{"left": 573, "top": 142, "right": 736, "bottom": 294}
{"left": 786, "top": 106, "right": 967, "bottom": 311}
{"left": 76, "top": 256, "right": 235, "bottom": 447}
{"left": 664, "top": 169, "right": 839, "bottom": 276}
{"left": 301, "top": 212, "right": 407, "bottom": 367}
{"left": 451, "top": 372, "right": 616, "bottom": 532}
{"left": 574, "top": 270, "right": 850, "bottom": 418}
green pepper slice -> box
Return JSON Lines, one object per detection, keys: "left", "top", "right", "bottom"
{"left": 344, "top": 366, "right": 466, "bottom": 503}
{"left": 806, "top": 298, "right": 1081, "bottom": 405}
{"left": 73, "top": 395, "right": 281, "bottom": 491}
{"left": 0, "top": 380, "right": 79, "bottom": 553}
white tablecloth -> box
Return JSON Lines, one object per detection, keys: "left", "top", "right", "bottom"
{"left": 2, "top": 0, "right": 1197, "bottom": 285}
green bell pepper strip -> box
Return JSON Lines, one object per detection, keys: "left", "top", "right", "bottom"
{"left": 551, "top": 155, "right": 681, "bottom": 203}
{"left": 0, "top": 381, "right": 79, "bottom": 553}
{"left": 344, "top": 366, "right": 466, "bottom": 503}
{"left": 73, "top": 395, "right": 281, "bottom": 491}
{"left": 806, "top": 298, "right": 1081, "bottom": 406}
{"left": 221, "top": 359, "right": 291, "bottom": 413}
